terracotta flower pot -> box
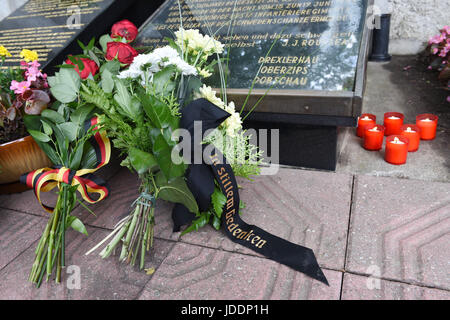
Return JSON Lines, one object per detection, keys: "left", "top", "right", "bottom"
{"left": 0, "top": 135, "right": 52, "bottom": 191}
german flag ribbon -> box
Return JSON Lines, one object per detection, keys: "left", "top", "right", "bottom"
{"left": 20, "top": 117, "right": 111, "bottom": 213}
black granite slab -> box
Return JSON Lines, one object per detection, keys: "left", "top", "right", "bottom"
{"left": 0, "top": 0, "right": 162, "bottom": 75}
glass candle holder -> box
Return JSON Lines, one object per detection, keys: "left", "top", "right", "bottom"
{"left": 363, "top": 124, "right": 385, "bottom": 151}
{"left": 400, "top": 124, "right": 421, "bottom": 152}
{"left": 385, "top": 135, "right": 409, "bottom": 165}
{"left": 357, "top": 113, "right": 376, "bottom": 137}
{"left": 416, "top": 114, "right": 438, "bottom": 140}
{"left": 383, "top": 112, "right": 404, "bottom": 136}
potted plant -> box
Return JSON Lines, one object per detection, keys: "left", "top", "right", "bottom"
{"left": 0, "top": 47, "right": 52, "bottom": 193}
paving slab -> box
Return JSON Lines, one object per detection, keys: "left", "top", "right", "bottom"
{"left": 341, "top": 273, "right": 450, "bottom": 300}
{"left": 0, "top": 188, "right": 58, "bottom": 217}
{"left": 0, "top": 208, "right": 46, "bottom": 270}
{"left": 181, "top": 169, "right": 353, "bottom": 270}
{"left": 347, "top": 175, "right": 450, "bottom": 290}
{"left": 138, "top": 242, "right": 342, "bottom": 300}
{"left": 0, "top": 226, "right": 175, "bottom": 299}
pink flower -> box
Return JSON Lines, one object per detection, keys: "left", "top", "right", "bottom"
{"left": 441, "top": 26, "right": 450, "bottom": 35}
{"left": 439, "top": 47, "right": 449, "bottom": 57}
{"left": 447, "top": 96, "right": 450, "bottom": 103}
{"left": 23, "top": 60, "right": 45, "bottom": 82}
{"left": 432, "top": 47, "right": 439, "bottom": 55}
{"left": 10, "top": 80, "right": 31, "bottom": 95}
{"left": 429, "top": 34, "right": 445, "bottom": 45}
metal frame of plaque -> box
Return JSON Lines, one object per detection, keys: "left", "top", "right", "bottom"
{"left": 135, "top": 0, "right": 374, "bottom": 170}
{"left": 137, "top": 0, "right": 373, "bottom": 127}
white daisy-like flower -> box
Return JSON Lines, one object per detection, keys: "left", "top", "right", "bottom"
{"left": 164, "top": 56, "right": 197, "bottom": 76}
{"left": 117, "top": 45, "right": 197, "bottom": 83}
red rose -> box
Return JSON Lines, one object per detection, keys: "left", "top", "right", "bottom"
{"left": 111, "top": 19, "right": 138, "bottom": 42}
{"left": 66, "top": 56, "right": 99, "bottom": 79}
{"left": 105, "top": 42, "right": 138, "bottom": 65}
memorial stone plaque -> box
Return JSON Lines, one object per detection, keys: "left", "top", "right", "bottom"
{"left": 0, "top": 0, "right": 139, "bottom": 73}
{"left": 135, "top": 0, "right": 371, "bottom": 119}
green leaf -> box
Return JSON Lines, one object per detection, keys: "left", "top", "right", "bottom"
{"left": 40, "top": 120, "right": 53, "bottom": 136}
{"left": 139, "top": 92, "right": 172, "bottom": 129}
{"left": 80, "top": 142, "right": 98, "bottom": 169}
{"left": 101, "top": 68, "right": 114, "bottom": 93}
{"left": 50, "top": 84, "right": 78, "bottom": 104}
{"left": 48, "top": 68, "right": 80, "bottom": 103}
{"left": 153, "top": 133, "right": 185, "bottom": 180}
{"left": 57, "top": 122, "right": 79, "bottom": 142}
{"left": 99, "top": 34, "right": 112, "bottom": 52}
{"left": 70, "top": 104, "right": 95, "bottom": 126}
{"left": 67, "top": 216, "right": 88, "bottom": 236}
{"left": 114, "top": 79, "right": 136, "bottom": 118}
{"left": 100, "top": 59, "right": 121, "bottom": 75}
{"left": 42, "top": 109, "right": 65, "bottom": 124}
{"left": 128, "top": 147, "right": 158, "bottom": 175}
{"left": 181, "top": 213, "right": 210, "bottom": 236}
{"left": 24, "top": 115, "right": 60, "bottom": 164}
{"left": 69, "top": 140, "right": 85, "bottom": 170}
{"left": 211, "top": 188, "right": 227, "bottom": 218}
{"left": 28, "top": 129, "right": 50, "bottom": 142}
{"left": 157, "top": 175, "right": 198, "bottom": 214}
{"left": 212, "top": 215, "right": 221, "bottom": 230}
{"left": 152, "top": 65, "right": 176, "bottom": 95}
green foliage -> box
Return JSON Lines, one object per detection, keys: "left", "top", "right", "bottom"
{"left": 48, "top": 68, "right": 81, "bottom": 103}
{"left": 24, "top": 101, "right": 98, "bottom": 170}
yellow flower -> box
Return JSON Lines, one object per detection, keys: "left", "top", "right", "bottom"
{"left": 198, "top": 68, "right": 212, "bottom": 78}
{"left": 0, "top": 45, "right": 12, "bottom": 58}
{"left": 20, "top": 49, "right": 39, "bottom": 62}
{"left": 195, "top": 84, "right": 225, "bottom": 108}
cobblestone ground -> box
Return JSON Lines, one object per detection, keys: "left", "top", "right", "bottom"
{"left": 0, "top": 166, "right": 448, "bottom": 300}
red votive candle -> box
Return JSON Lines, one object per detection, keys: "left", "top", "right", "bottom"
{"left": 400, "top": 124, "right": 421, "bottom": 152}
{"left": 357, "top": 113, "right": 376, "bottom": 137}
{"left": 416, "top": 114, "right": 438, "bottom": 140}
{"left": 383, "top": 112, "right": 404, "bottom": 136}
{"left": 385, "top": 135, "right": 409, "bottom": 165}
{"left": 363, "top": 124, "right": 385, "bottom": 150}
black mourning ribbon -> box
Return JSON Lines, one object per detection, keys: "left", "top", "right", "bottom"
{"left": 172, "top": 98, "right": 329, "bottom": 286}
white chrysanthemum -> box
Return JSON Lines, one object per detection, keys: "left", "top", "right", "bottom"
{"left": 195, "top": 86, "right": 242, "bottom": 137}
{"left": 223, "top": 101, "right": 242, "bottom": 137}
{"left": 117, "top": 45, "right": 197, "bottom": 83}
{"left": 164, "top": 56, "right": 197, "bottom": 76}
{"left": 152, "top": 46, "right": 179, "bottom": 61}
{"left": 117, "top": 68, "right": 142, "bottom": 79}
{"left": 175, "top": 28, "right": 224, "bottom": 55}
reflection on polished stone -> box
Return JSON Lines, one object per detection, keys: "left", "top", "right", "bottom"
{"left": 136, "top": 0, "right": 368, "bottom": 92}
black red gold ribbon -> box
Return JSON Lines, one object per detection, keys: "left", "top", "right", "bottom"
{"left": 20, "top": 117, "right": 111, "bottom": 213}
{"left": 172, "top": 98, "right": 329, "bottom": 285}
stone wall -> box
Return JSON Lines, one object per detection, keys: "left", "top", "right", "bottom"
{"left": 0, "top": 0, "right": 27, "bottom": 22}
{"left": 386, "top": 0, "right": 450, "bottom": 55}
